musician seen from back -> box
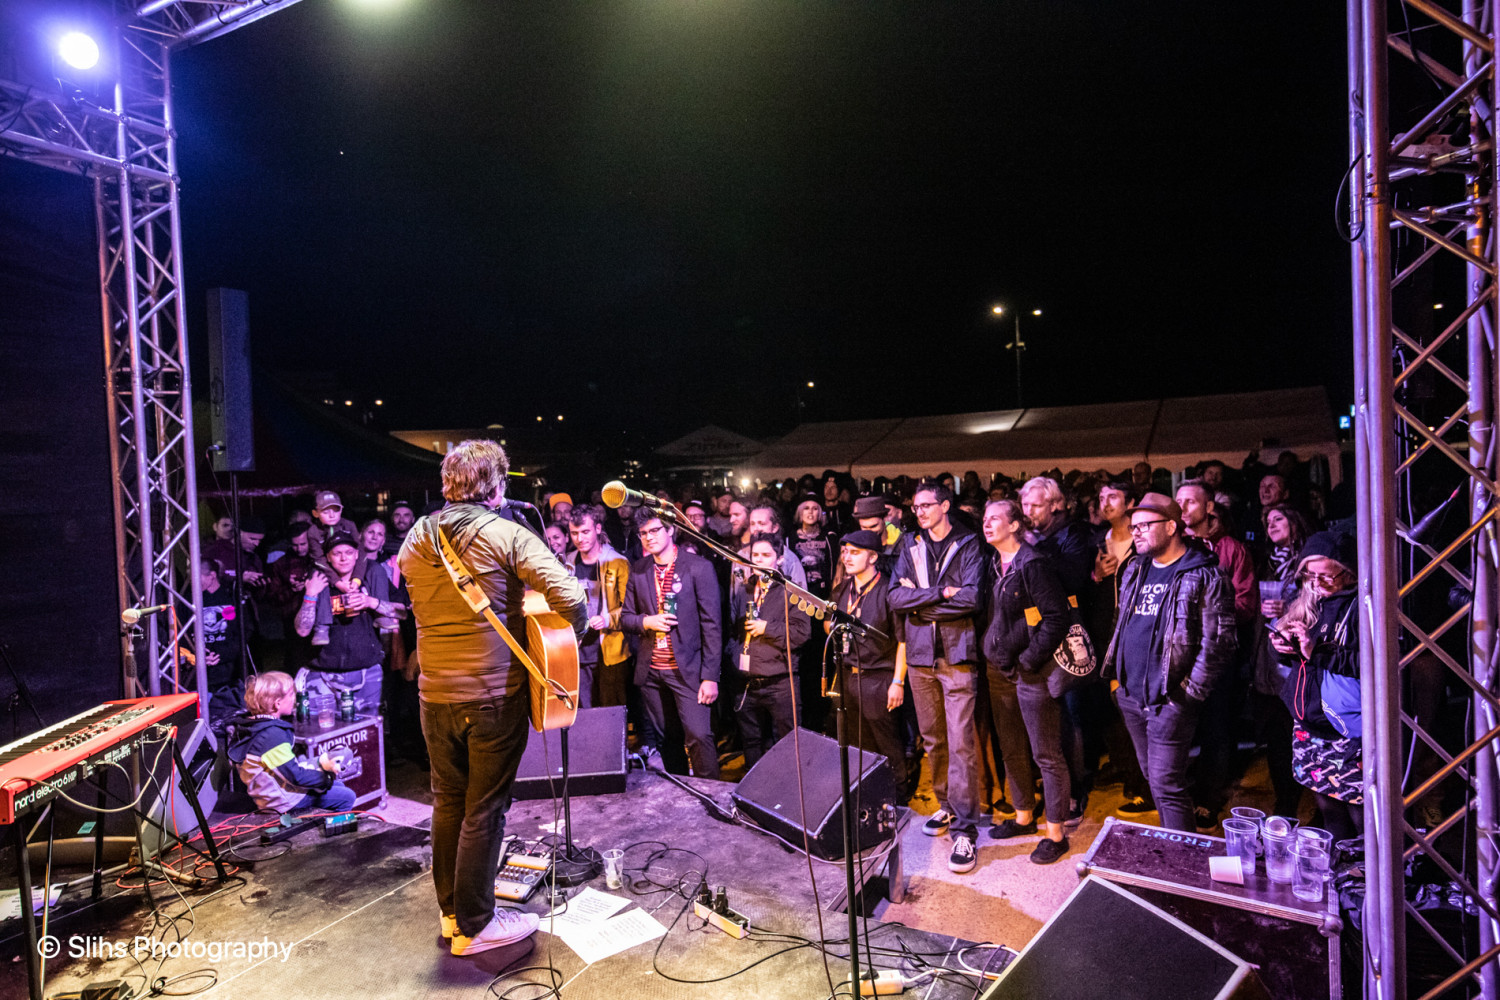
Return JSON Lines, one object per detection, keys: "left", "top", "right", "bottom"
{"left": 398, "top": 439, "right": 588, "bottom": 957}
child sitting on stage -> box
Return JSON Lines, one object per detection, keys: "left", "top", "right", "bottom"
{"left": 228, "top": 671, "right": 356, "bottom": 814}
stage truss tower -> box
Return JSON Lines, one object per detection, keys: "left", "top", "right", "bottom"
{"left": 0, "top": 1, "right": 305, "bottom": 716}
{"left": 1352, "top": 1, "right": 1500, "bottom": 997}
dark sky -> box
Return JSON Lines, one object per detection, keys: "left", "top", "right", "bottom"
{"left": 173, "top": 1, "right": 1353, "bottom": 451}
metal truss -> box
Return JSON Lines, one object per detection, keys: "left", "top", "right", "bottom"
{"left": 0, "top": 0, "right": 303, "bottom": 715}
{"left": 1352, "top": 1, "right": 1500, "bottom": 997}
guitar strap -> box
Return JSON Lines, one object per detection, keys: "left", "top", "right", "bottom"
{"left": 427, "top": 513, "right": 573, "bottom": 709}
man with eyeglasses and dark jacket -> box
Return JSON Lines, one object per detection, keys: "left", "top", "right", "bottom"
{"left": 889, "top": 481, "right": 985, "bottom": 874}
{"left": 1102, "top": 492, "right": 1237, "bottom": 833}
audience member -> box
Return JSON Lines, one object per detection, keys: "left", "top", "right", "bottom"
{"left": 566, "top": 506, "right": 631, "bottom": 709}
{"left": 889, "top": 481, "right": 985, "bottom": 874}
{"left": 729, "top": 533, "right": 811, "bottom": 766}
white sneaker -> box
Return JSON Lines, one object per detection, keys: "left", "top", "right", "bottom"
{"left": 450, "top": 909, "right": 540, "bottom": 956}
{"left": 440, "top": 914, "right": 457, "bottom": 939}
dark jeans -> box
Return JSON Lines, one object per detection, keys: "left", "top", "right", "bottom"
{"left": 421, "top": 694, "right": 531, "bottom": 937}
{"left": 578, "top": 658, "right": 599, "bottom": 710}
{"left": 640, "top": 667, "right": 720, "bottom": 779}
{"left": 846, "top": 670, "right": 908, "bottom": 791}
{"left": 1117, "top": 692, "right": 1202, "bottom": 832}
{"left": 908, "top": 658, "right": 982, "bottom": 838}
{"left": 290, "top": 782, "right": 356, "bottom": 813}
{"left": 735, "top": 674, "right": 797, "bottom": 767}
{"left": 1252, "top": 690, "right": 1302, "bottom": 817}
{"left": 989, "top": 670, "right": 1071, "bottom": 825}
{"left": 1191, "top": 669, "right": 1242, "bottom": 815}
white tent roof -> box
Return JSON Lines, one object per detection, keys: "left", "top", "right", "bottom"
{"left": 743, "top": 387, "right": 1341, "bottom": 484}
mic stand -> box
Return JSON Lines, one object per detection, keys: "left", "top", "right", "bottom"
{"left": 548, "top": 726, "right": 603, "bottom": 890}
{"left": 634, "top": 503, "right": 887, "bottom": 997}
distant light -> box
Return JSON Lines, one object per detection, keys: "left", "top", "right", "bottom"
{"left": 344, "top": 400, "right": 353, "bottom": 406}
{"left": 991, "top": 305, "right": 1004, "bottom": 315}
{"left": 557, "top": 415, "right": 564, "bottom": 421}
{"left": 374, "top": 399, "right": 383, "bottom": 405}
{"left": 1032, "top": 309, "right": 1042, "bottom": 316}
{"left": 740, "top": 478, "right": 750, "bottom": 489}
{"left": 536, "top": 416, "right": 543, "bottom": 422}
{"left": 58, "top": 32, "right": 99, "bottom": 71}
{"left": 1434, "top": 303, "right": 1444, "bottom": 309}
{"left": 1338, "top": 416, "right": 1351, "bottom": 429}
{"left": 806, "top": 381, "right": 815, "bottom": 388}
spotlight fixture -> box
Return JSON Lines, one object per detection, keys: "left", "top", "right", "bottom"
{"left": 58, "top": 31, "right": 100, "bottom": 70}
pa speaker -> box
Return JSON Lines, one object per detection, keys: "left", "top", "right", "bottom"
{"left": 982, "top": 876, "right": 1270, "bottom": 1000}
{"left": 730, "top": 728, "right": 897, "bottom": 860}
{"left": 513, "top": 706, "right": 627, "bottom": 800}
{"left": 206, "top": 287, "right": 253, "bottom": 472}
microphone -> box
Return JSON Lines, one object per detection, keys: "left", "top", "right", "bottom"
{"left": 601, "top": 481, "right": 666, "bottom": 510}
{"left": 122, "top": 603, "right": 171, "bottom": 625}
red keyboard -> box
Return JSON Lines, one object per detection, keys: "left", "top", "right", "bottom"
{"left": 0, "top": 693, "right": 198, "bottom": 824}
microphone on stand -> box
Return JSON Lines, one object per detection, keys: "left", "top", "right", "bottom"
{"left": 122, "top": 604, "right": 171, "bottom": 625}
{"left": 601, "top": 481, "right": 668, "bottom": 510}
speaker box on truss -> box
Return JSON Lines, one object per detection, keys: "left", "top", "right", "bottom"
{"left": 512, "top": 706, "right": 627, "bottom": 800}
{"left": 206, "top": 287, "right": 253, "bottom": 473}
{"left": 730, "top": 728, "right": 898, "bottom": 860}
{"left": 982, "top": 876, "right": 1270, "bottom": 1000}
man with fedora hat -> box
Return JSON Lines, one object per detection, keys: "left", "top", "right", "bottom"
{"left": 1101, "top": 492, "right": 1236, "bottom": 832}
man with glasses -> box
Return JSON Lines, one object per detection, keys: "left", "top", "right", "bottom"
{"left": 889, "top": 481, "right": 985, "bottom": 873}
{"left": 619, "top": 511, "right": 722, "bottom": 778}
{"left": 1102, "top": 493, "right": 1236, "bottom": 832}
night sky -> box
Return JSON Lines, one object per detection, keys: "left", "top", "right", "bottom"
{"left": 172, "top": 1, "right": 1353, "bottom": 452}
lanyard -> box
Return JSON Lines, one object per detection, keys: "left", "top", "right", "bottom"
{"left": 653, "top": 561, "right": 675, "bottom": 613}
{"left": 844, "top": 571, "right": 882, "bottom": 620}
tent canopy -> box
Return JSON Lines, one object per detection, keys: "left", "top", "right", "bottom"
{"left": 744, "top": 387, "right": 1341, "bottom": 484}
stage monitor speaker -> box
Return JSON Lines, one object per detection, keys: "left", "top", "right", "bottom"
{"left": 982, "top": 876, "right": 1270, "bottom": 1000}
{"left": 206, "top": 287, "right": 253, "bottom": 472}
{"left": 513, "top": 706, "right": 627, "bottom": 800}
{"left": 729, "top": 728, "right": 897, "bottom": 860}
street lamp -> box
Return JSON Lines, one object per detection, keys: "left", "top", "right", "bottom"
{"left": 991, "top": 305, "right": 1042, "bottom": 408}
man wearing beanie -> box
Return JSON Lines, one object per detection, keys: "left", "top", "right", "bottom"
{"left": 1102, "top": 493, "right": 1237, "bottom": 832}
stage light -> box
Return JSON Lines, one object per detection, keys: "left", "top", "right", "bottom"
{"left": 58, "top": 31, "right": 99, "bottom": 70}
{"left": 1434, "top": 303, "right": 1445, "bottom": 310}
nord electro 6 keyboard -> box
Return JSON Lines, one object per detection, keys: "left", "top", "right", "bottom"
{"left": 0, "top": 693, "right": 198, "bottom": 824}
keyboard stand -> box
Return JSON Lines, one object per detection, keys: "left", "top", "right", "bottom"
{"left": 10, "top": 728, "right": 228, "bottom": 1000}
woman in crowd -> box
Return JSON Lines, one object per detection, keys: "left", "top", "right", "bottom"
{"left": 360, "top": 517, "right": 388, "bottom": 565}
{"left": 1253, "top": 503, "right": 1313, "bottom": 818}
{"left": 1270, "top": 530, "right": 1363, "bottom": 840}
{"left": 791, "top": 495, "right": 837, "bottom": 596}
{"left": 980, "top": 499, "right": 1074, "bottom": 864}
{"left": 544, "top": 523, "right": 571, "bottom": 559}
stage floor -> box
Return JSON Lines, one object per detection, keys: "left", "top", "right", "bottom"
{"left": 0, "top": 763, "right": 1003, "bottom": 999}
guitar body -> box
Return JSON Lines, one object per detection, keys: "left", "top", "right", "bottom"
{"left": 522, "top": 591, "right": 580, "bottom": 732}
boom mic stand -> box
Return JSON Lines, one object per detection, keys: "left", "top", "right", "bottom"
{"left": 606, "top": 496, "right": 887, "bottom": 996}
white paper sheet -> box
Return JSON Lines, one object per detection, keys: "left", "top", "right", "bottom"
{"left": 553, "top": 907, "right": 667, "bottom": 965}
{"left": 0, "top": 885, "right": 64, "bottom": 921}
{"left": 545, "top": 886, "right": 631, "bottom": 929}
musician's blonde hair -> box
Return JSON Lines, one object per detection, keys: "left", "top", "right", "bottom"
{"left": 245, "top": 671, "right": 296, "bottom": 715}
{"left": 441, "top": 439, "right": 509, "bottom": 503}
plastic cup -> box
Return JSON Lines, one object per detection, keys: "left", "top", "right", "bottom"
{"left": 1229, "top": 807, "right": 1266, "bottom": 855}
{"left": 1264, "top": 826, "right": 1296, "bottom": 884}
{"left": 1296, "top": 826, "right": 1333, "bottom": 855}
{"left": 602, "top": 848, "right": 625, "bottom": 889}
{"left": 1292, "top": 842, "right": 1330, "bottom": 902}
{"left": 1221, "top": 818, "right": 1258, "bottom": 877}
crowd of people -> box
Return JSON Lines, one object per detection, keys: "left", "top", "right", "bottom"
{"left": 194, "top": 446, "right": 1368, "bottom": 877}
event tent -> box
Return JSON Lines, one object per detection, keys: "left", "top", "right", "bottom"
{"left": 742, "top": 387, "right": 1342, "bottom": 484}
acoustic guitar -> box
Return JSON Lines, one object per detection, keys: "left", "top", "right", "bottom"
{"left": 430, "top": 518, "right": 580, "bottom": 733}
{"left": 520, "top": 591, "right": 581, "bottom": 732}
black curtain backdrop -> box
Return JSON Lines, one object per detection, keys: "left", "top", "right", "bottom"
{"left": 0, "top": 158, "right": 121, "bottom": 732}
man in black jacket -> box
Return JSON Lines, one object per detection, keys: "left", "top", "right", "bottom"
{"left": 619, "top": 511, "right": 723, "bottom": 778}
{"left": 1102, "top": 493, "right": 1237, "bottom": 832}
{"left": 729, "top": 534, "right": 811, "bottom": 766}
{"left": 889, "top": 481, "right": 985, "bottom": 874}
